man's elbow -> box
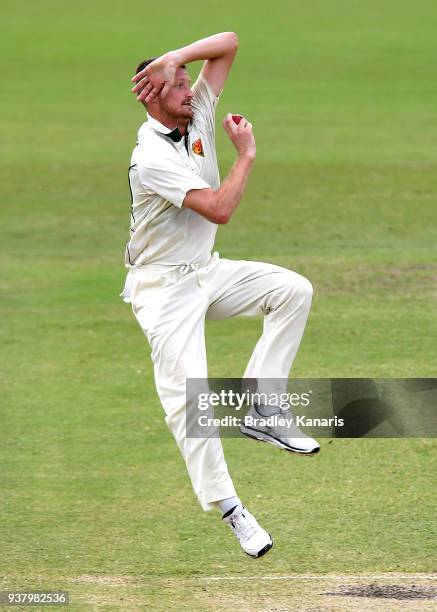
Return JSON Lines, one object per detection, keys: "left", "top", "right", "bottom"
{"left": 223, "top": 32, "right": 239, "bottom": 54}
{"left": 185, "top": 189, "right": 232, "bottom": 224}
{"left": 213, "top": 209, "right": 231, "bottom": 225}
{"left": 205, "top": 191, "right": 231, "bottom": 224}
{"left": 229, "top": 32, "right": 239, "bottom": 50}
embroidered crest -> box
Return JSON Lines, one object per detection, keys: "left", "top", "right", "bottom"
{"left": 192, "top": 137, "right": 204, "bottom": 157}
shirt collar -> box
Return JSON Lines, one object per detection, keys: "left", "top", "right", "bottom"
{"left": 146, "top": 113, "right": 188, "bottom": 143}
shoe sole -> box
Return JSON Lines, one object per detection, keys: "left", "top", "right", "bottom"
{"left": 240, "top": 426, "right": 320, "bottom": 455}
{"left": 247, "top": 537, "right": 274, "bottom": 559}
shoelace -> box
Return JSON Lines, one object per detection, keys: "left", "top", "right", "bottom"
{"left": 231, "top": 511, "right": 258, "bottom": 543}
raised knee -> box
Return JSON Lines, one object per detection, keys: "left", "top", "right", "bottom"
{"left": 265, "top": 271, "right": 313, "bottom": 314}
{"left": 285, "top": 274, "right": 313, "bottom": 305}
{"left": 298, "top": 276, "right": 313, "bottom": 301}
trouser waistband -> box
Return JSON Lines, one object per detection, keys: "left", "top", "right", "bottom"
{"left": 120, "top": 252, "right": 219, "bottom": 302}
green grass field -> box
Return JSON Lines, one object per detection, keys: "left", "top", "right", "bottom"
{"left": 1, "top": 0, "right": 436, "bottom": 609}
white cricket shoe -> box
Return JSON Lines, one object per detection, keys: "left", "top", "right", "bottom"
{"left": 240, "top": 404, "right": 320, "bottom": 455}
{"left": 223, "top": 505, "right": 273, "bottom": 558}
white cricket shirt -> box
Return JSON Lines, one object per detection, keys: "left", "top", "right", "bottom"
{"left": 124, "top": 74, "right": 220, "bottom": 270}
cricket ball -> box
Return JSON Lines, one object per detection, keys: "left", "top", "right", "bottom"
{"left": 232, "top": 114, "right": 243, "bottom": 125}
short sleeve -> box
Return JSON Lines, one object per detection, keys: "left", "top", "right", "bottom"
{"left": 138, "top": 161, "right": 211, "bottom": 209}
{"left": 191, "top": 74, "right": 220, "bottom": 133}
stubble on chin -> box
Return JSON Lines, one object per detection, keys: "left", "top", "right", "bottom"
{"left": 182, "top": 104, "right": 194, "bottom": 119}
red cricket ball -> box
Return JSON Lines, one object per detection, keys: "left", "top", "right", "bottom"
{"left": 232, "top": 114, "right": 243, "bottom": 125}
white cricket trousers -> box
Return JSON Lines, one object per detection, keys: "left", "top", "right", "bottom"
{"left": 128, "top": 254, "right": 313, "bottom": 511}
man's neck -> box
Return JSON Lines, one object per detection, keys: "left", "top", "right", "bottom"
{"left": 175, "top": 122, "right": 189, "bottom": 136}
{"left": 148, "top": 111, "right": 189, "bottom": 135}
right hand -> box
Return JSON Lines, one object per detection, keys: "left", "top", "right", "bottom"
{"left": 223, "top": 113, "right": 256, "bottom": 160}
{"left": 131, "top": 51, "right": 180, "bottom": 103}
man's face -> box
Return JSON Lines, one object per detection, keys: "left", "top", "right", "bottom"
{"left": 159, "top": 67, "right": 194, "bottom": 121}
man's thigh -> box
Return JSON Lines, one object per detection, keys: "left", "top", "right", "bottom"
{"left": 205, "top": 258, "right": 310, "bottom": 320}
{"left": 131, "top": 271, "right": 209, "bottom": 379}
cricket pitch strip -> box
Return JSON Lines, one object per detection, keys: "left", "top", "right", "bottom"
{"left": 60, "top": 572, "right": 437, "bottom": 610}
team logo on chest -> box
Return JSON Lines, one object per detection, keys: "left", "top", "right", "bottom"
{"left": 192, "top": 137, "right": 205, "bottom": 157}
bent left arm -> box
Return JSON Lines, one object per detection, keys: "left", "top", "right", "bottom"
{"left": 194, "top": 31, "right": 239, "bottom": 96}
{"left": 132, "top": 32, "right": 238, "bottom": 103}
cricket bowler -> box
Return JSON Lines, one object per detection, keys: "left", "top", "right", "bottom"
{"left": 121, "top": 32, "right": 319, "bottom": 558}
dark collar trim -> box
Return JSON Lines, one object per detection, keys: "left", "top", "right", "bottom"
{"left": 165, "top": 127, "right": 184, "bottom": 142}
{"left": 163, "top": 127, "right": 190, "bottom": 153}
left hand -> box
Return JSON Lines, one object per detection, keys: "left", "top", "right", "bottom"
{"left": 131, "top": 52, "right": 180, "bottom": 103}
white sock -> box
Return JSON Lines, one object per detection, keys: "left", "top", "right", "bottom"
{"left": 218, "top": 496, "right": 242, "bottom": 516}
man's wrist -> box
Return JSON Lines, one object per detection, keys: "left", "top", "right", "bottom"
{"left": 166, "top": 49, "right": 184, "bottom": 68}
{"left": 238, "top": 151, "right": 256, "bottom": 163}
